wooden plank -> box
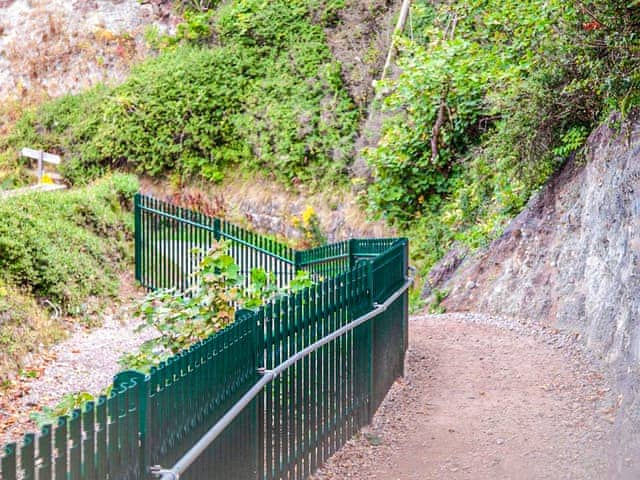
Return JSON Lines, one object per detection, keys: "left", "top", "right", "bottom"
{"left": 20, "top": 148, "right": 61, "bottom": 165}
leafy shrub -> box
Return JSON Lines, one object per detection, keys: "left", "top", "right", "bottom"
{"left": 0, "top": 174, "right": 138, "bottom": 312}
{"left": 367, "top": 0, "right": 640, "bottom": 275}
{"left": 30, "top": 392, "right": 95, "bottom": 429}
{"left": 291, "top": 205, "right": 327, "bottom": 248}
{"left": 5, "top": 0, "right": 360, "bottom": 189}
{"left": 120, "top": 242, "right": 313, "bottom": 372}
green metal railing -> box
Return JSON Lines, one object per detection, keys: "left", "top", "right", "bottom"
{"left": 135, "top": 194, "right": 296, "bottom": 290}
{"left": 1, "top": 194, "right": 409, "bottom": 480}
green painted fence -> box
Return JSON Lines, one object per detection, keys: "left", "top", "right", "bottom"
{"left": 1, "top": 194, "right": 409, "bottom": 480}
{"left": 135, "top": 194, "right": 296, "bottom": 290}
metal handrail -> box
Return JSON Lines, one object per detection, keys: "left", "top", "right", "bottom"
{"left": 137, "top": 201, "right": 296, "bottom": 265}
{"left": 151, "top": 275, "right": 414, "bottom": 480}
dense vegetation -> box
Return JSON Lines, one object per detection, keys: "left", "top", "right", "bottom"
{"left": 0, "top": 174, "right": 138, "bottom": 381}
{"left": 2, "top": 0, "right": 359, "bottom": 188}
{"left": 1, "top": 0, "right": 638, "bottom": 282}
{"left": 366, "top": 0, "right": 640, "bottom": 274}
{"left": 0, "top": 174, "right": 137, "bottom": 312}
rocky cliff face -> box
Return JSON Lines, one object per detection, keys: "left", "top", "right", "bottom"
{"left": 0, "top": 0, "right": 176, "bottom": 103}
{"left": 436, "top": 114, "right": 640, "bottom": 366}
{"left": 429, "top": 114, "right": 640, "bottom": 475}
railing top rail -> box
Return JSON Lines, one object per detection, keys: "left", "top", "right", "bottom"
{"left": 136, "top": 193, "right": 296, "bottom": 264}
{"left": 152, "top": 274, "right": 414, "bottom": 480}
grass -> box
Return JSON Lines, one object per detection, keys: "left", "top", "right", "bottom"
{"left": 0, "top": 173, "right": 139, "bottom": 381}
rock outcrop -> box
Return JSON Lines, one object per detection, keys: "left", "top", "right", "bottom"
{"left": 436, "top": 114, "right": 640, "bottom": 366}
{"left": 428, "top": 114, "right": 640, "bottom": 476}
{"left": 0, "top": 0, "right": 176, "bottom": 102}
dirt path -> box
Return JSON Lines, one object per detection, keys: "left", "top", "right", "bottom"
{"left": 315, "top": 313, "right": 620, "bottom": 480}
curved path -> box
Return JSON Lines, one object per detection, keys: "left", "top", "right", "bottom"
{"left": 314, "top": 313, "right": 620, "bottom": 480}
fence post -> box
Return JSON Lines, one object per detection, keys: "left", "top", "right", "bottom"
{"left": 294, "top": 250, "right": 302, "bottom": 277}
{"left": 134, "top": 194, "right": 142, "bottom": 284}
{"left": 401, "top": 239, "right": 409, "bottom": 362}
{"left": 253, "top": 309, "right": 263, "bottom": 480}
{"left": 348, "top": 239, "right": 357, "bottom": 270}
{"left": 235, "top": 308, "right": 262, "bottom": 479}
{"left": 364, "top": 260, "right": 375, "bottom": 423}
{"left": 213, "top": 218, "right": 221, "bottom": 241}
{"left": 113, "top": 370, "right": 150, "bottom": 479}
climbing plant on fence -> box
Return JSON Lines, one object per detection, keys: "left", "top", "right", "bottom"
{"left": 0, "top": 194, "right": 409, "bottom": 480}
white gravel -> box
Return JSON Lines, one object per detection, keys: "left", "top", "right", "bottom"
{"left": 21, "top": 308, "right": 157, "bottom": 408}
{"left": 0, "top": 291, "right": 157, "bottom": 445}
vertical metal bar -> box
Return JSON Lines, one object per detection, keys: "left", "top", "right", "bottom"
{"left": 303, "top": 286, "right": 311, "bottom": 478}
{"left": 320, "top": 277, "right": 328, "bottom": 466}
{"left": 2, "top": 443, "right": 17, "bottom": 480}
{"left": 96, "top": 396, "right": 108, "bottom": 479}
{"left": 69, "top": 409, "right": 81, "bottom": 479}
{"left": 285, "top": 295, "right": 294, "bottom": 477}
{"left": 37, "top": 425, "right": 53, "bottom": 480}
{"left": 312, "top": 282, "right": 321, "bottom": 473}
{"left": 143, "top": 196, "right": 149, "bottom": 290}
{"left": 151, "top": 197, "right": 157, "bottom": 290}
{"left": 134, "top": 194, "right": 141, "bottom": 283}
{"left": 54, "top": 417, "right": 68, "bottom": 479}
{"left": 107, "top": 393, "right": 120, "bottom": 476}
{"left": 295, "top": 291, "right": 303, "bottom": 478}
{"left": 264, "top": 305, "right": 273, "bottom": 480}
{"left": 273, "top": 298, "right": 282, "bottom": 479}
{"left": 20, "top": 434, "right": 35, "bottom": 480}
{"left": 336, "top": 274, "right": 344, "bottom": 451}
{"left": 82, "top": 402, "right": 96, "bottom": 478}
{"left": 214, "top": 217, "right": 221, "bottom": 242}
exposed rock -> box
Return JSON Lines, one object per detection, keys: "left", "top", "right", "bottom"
{"left": 141, "top": 177, "right": 392, "bottom": 244}
{"left": 324, "top": 0, "right": 400, "bottom": 109}
{"left": 437, "top": 113, "right": 640, "bottom": 365}
{"left": 323, "top": 0, "right": 402, "bottom": 182}
{"left": 428, "top": 112, "right": 640, "bottom": 474}
{"left": 0, "top": 0, "right": 176, "bottom": 103}
{"left": 421, "top": 245, "right": 468, "bottom": 297}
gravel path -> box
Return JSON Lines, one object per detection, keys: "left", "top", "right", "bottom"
{"left": 0, "top": 274, "right": 155, "bottom": 445}
{"left": 314, "top": 313, "right": 622, "bottom": 479}
{"left": 20, "top": 308, "right": 156, "bottom": 408}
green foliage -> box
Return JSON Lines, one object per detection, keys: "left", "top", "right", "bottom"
{"left": 0, "top": 174, "right": 138, "bottom": 312}
{"left": 408, "top": 286, "right": 426, "bottom": 314}
{"left": 428, "top": 288, "right": 448, "bottom": 314}
{"left": 367, "top": 0, "right": 640, "bottom": 275}
{"left": 120, "top": 243, "right": 314, "bottom": 372}
{"left": 30, "top": 392, "right": 95, "bottom": 429}
{"left": 149, "top": 11, "right": 217, "bottom": 49}
{"left": 6, "top": 0, "right": 359, "bottom": 188}
{"left": 292, "top": 205, "right": 327, "bottom": 248}
{"left": 122, "top": 242, "right": 240, "bottom": 371}
{"left": 553, "top": 126, "right": 589, "bottom": 159}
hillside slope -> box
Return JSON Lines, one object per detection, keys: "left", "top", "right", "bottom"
{"left": 437, "top": 114, "right": 640, "bottom": 366}
{"left": 428, "top": 114, "right": 640, "bottom": 474}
